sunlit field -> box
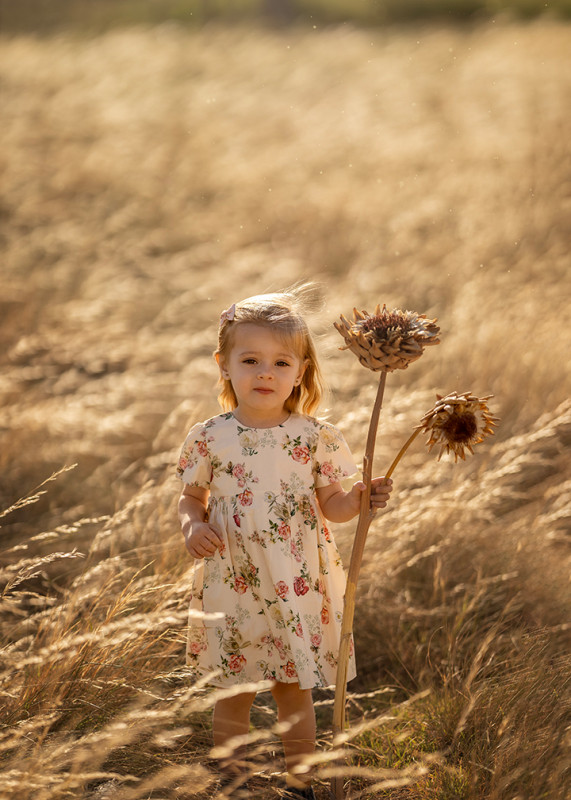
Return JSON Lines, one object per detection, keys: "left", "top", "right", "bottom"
{"left": 1, "top": 18, "right": 570, "bottom": 800}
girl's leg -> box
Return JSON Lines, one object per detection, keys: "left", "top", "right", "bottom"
{"left": 271, "top": 681, "right": 316, "bottom": 787}
{"left": 212, "top": 689, "right": 257, "bottom": 773}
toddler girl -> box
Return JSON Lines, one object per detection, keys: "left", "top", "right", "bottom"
{"left": 177, "top": 287, "right": 392, "bottom": 799}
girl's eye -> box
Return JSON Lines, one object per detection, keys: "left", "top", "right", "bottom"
{"left": 276, "top": 361, "right": 291, "bottom": 367}
{"left": 242, "top": 358, "right": 257, "bottom": 364}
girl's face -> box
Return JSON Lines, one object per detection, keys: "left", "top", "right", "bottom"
{"left": 217, "top": 323, "right": 307, "bottom": 427}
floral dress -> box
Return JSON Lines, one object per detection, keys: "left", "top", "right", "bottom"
{"left": 176, "top": 412, "right": 358, "bottom": 690}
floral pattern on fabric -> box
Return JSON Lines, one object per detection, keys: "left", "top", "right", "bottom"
{"left": 177, "top": 412, "right": 358, "bottom": 690}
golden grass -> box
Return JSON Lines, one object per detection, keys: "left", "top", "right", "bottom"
{"left": 1, "top": 18, "right": 570, "bottom": 799}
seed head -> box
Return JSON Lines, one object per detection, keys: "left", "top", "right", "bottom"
{"left": 334, "top": 304, "right": 440, "bottom": 372}
{"left": 418, "top": 391, "right": 499, "bottom": 461}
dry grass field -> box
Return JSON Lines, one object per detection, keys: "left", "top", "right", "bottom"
{"left": 1, "top": 17, "right": 570, "bottom": 800}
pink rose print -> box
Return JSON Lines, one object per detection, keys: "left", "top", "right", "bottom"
{"left": 228, "top": 654, "right": 246, "bottom": 674}
{"left": 293, "top": 576, "right": 309, "bottom": 596}
{"left": 321, "top": 607, "right": 330, "bottom": 624}
{"left": 232, "top": 464, "right": 246, "bottom": 486}
{"left": 323, "top": 525, "right": 332, "bottom": 542}
{"left": 283, "top": 660, "right": 298, "bottom": 678}
{"left": 290, "top": 540, "right": 302, "bottom": 563}
{"left": 197, "top": 441, "right": 208, "bottom": 457}
{"left": 188, "top": 640, "right": 207, "bottom": 656}
{"left": 295, "top": 622, "right": 304, "bottom": 637}
{"left": 238, "top": 489, "right": 253, "bottom": 506}
{"left": 274, "top": 637, "right": 286, "bottom": 659}
{"left": 178, "top": 457, "right": 189, "bottom": 471}
{"left": 291, "top": 445, "right": 310, "bottom": 464}
{"left": 233, "top": 576, "right": 248, "bottom": 594}
{"left": 233, "top": 513, "right": 241, "bottom": 528}
{"left": 278, "top": 521, "right": 291, "bottom": 540}
{"left": 320, "top": 461, "right": 335, "bottom": 482}
{"left": 311, "top": 634, "right": 322, "bottom": 648}
{"left": 275, "top": 581, "right": 289, "bottom": 600}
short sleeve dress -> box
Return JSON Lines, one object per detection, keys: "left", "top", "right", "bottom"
{"left": 176, "top": 412, "right": 358, "bottom": 690}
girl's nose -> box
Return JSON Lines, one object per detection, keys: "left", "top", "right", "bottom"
{"left": 257, "top": 362, "right": 274, "bottom": 379}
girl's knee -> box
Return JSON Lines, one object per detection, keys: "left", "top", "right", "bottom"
{"left": 271, "top": 681, "right": 311, "bottom": 706}
{"left": 216, "top": 689, "right": 257, "bottom": 713}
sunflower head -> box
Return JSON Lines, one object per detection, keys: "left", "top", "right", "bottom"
{"left": 334, "top": 304, "right": 440, "bottom": 372}
{"left": 418, "top": 391, "right": 499, "bottom": 461}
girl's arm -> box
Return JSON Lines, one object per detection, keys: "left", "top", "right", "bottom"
{"left": 178, "top": 484, "right": 224, "bottom": 558}
{"left": 317, "top": 477, "right": 393, "bottom": 523}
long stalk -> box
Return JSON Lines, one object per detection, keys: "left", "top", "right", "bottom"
{"left": 384, "top": 427, "right": 422, "bottom": 480}
{"left": 331, "top": 371, "right": 387, "bottom": 800}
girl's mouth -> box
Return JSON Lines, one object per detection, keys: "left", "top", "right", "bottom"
{"left": 254, "top": 388, "right": 274, "bottom": 394}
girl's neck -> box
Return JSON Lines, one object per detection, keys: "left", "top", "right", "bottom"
{"left": 232, "top": 406, "right": 290, "bottom": 429}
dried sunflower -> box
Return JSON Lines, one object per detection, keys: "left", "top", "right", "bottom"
{"left": 418, "top": 391, "right": 499, "bottom": 462}
{"left": 334, "top": 303, "right": 440, "bottom": 372}
{"left": 384, "top": 391, "right": 500, "bottom": 478}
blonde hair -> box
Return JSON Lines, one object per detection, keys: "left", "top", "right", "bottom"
{"left": 215, "top": 285, "right": 325, "bottom": 416}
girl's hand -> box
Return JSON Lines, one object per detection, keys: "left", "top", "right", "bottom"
{"left": 318, "top": 478, "right": 394, "bottom": 522}
{"left": 370, "top": 476, "right": 393, "bottom": 510}
{"left": 350, "top": 477, "right": 393, "bottom": 512}
{"left": 184, "top": 521, "right": 224, "bottom": 559}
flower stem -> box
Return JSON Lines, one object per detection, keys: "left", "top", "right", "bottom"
{"left": 384, "top": 427, "right": 422, "bottom": 480}
{"left": 332, "top": 371, "right": 387, "bottom": 800}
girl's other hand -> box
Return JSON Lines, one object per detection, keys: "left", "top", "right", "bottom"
{"left": 185, "top": 521, "right": 224, "bottom": 558}
{"left": 370, "top": 476, "right": 393, "bottom": 509}
{"left": 350, "top": 477, "right": 393, "bottom": 511}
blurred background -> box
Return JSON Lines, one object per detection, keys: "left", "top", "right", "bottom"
{"left": 1, "top": 3, "right": 570, "bottom": 799}
{"left": 1, "top": 0, "right": 571, "bottom": 31}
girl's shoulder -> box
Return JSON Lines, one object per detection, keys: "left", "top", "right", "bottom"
{"left": 291, "top": 413, "right": 345, "bottom": 438}
{"left": 184, "top": 412, "right": 235, "bottom": 438}
{"left": 291, "top": 415, "right": 357, "bottom": 466}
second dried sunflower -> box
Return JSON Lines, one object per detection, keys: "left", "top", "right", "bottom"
{"left": 418, "top": 391, "right": 499, "bottom": 461}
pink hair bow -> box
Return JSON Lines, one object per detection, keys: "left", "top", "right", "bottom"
{"left": 219, "top": 303, "right": 236, "bottom": 325}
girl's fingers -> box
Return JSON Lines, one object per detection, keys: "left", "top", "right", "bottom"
{"left": 191, "top": 545, "right": 215, "bottom": 559}
{"left": 207, "top": 525, "right": 224, "bottom": 545}
{"left": 372, "top": 491, "right": 390, "bottom": 502}
{"left": 188, "top": 531, "right": 221, "bottom": 558}
{"left": 372, "top": 477, "right": 392, "bottom": 489}
{"left": 370, "top": 478, "right": 393, "bottom": 508}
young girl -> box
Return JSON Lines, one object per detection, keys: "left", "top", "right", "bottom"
{"left": 177, "top": 288, "right": 392, "bottom": 799}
